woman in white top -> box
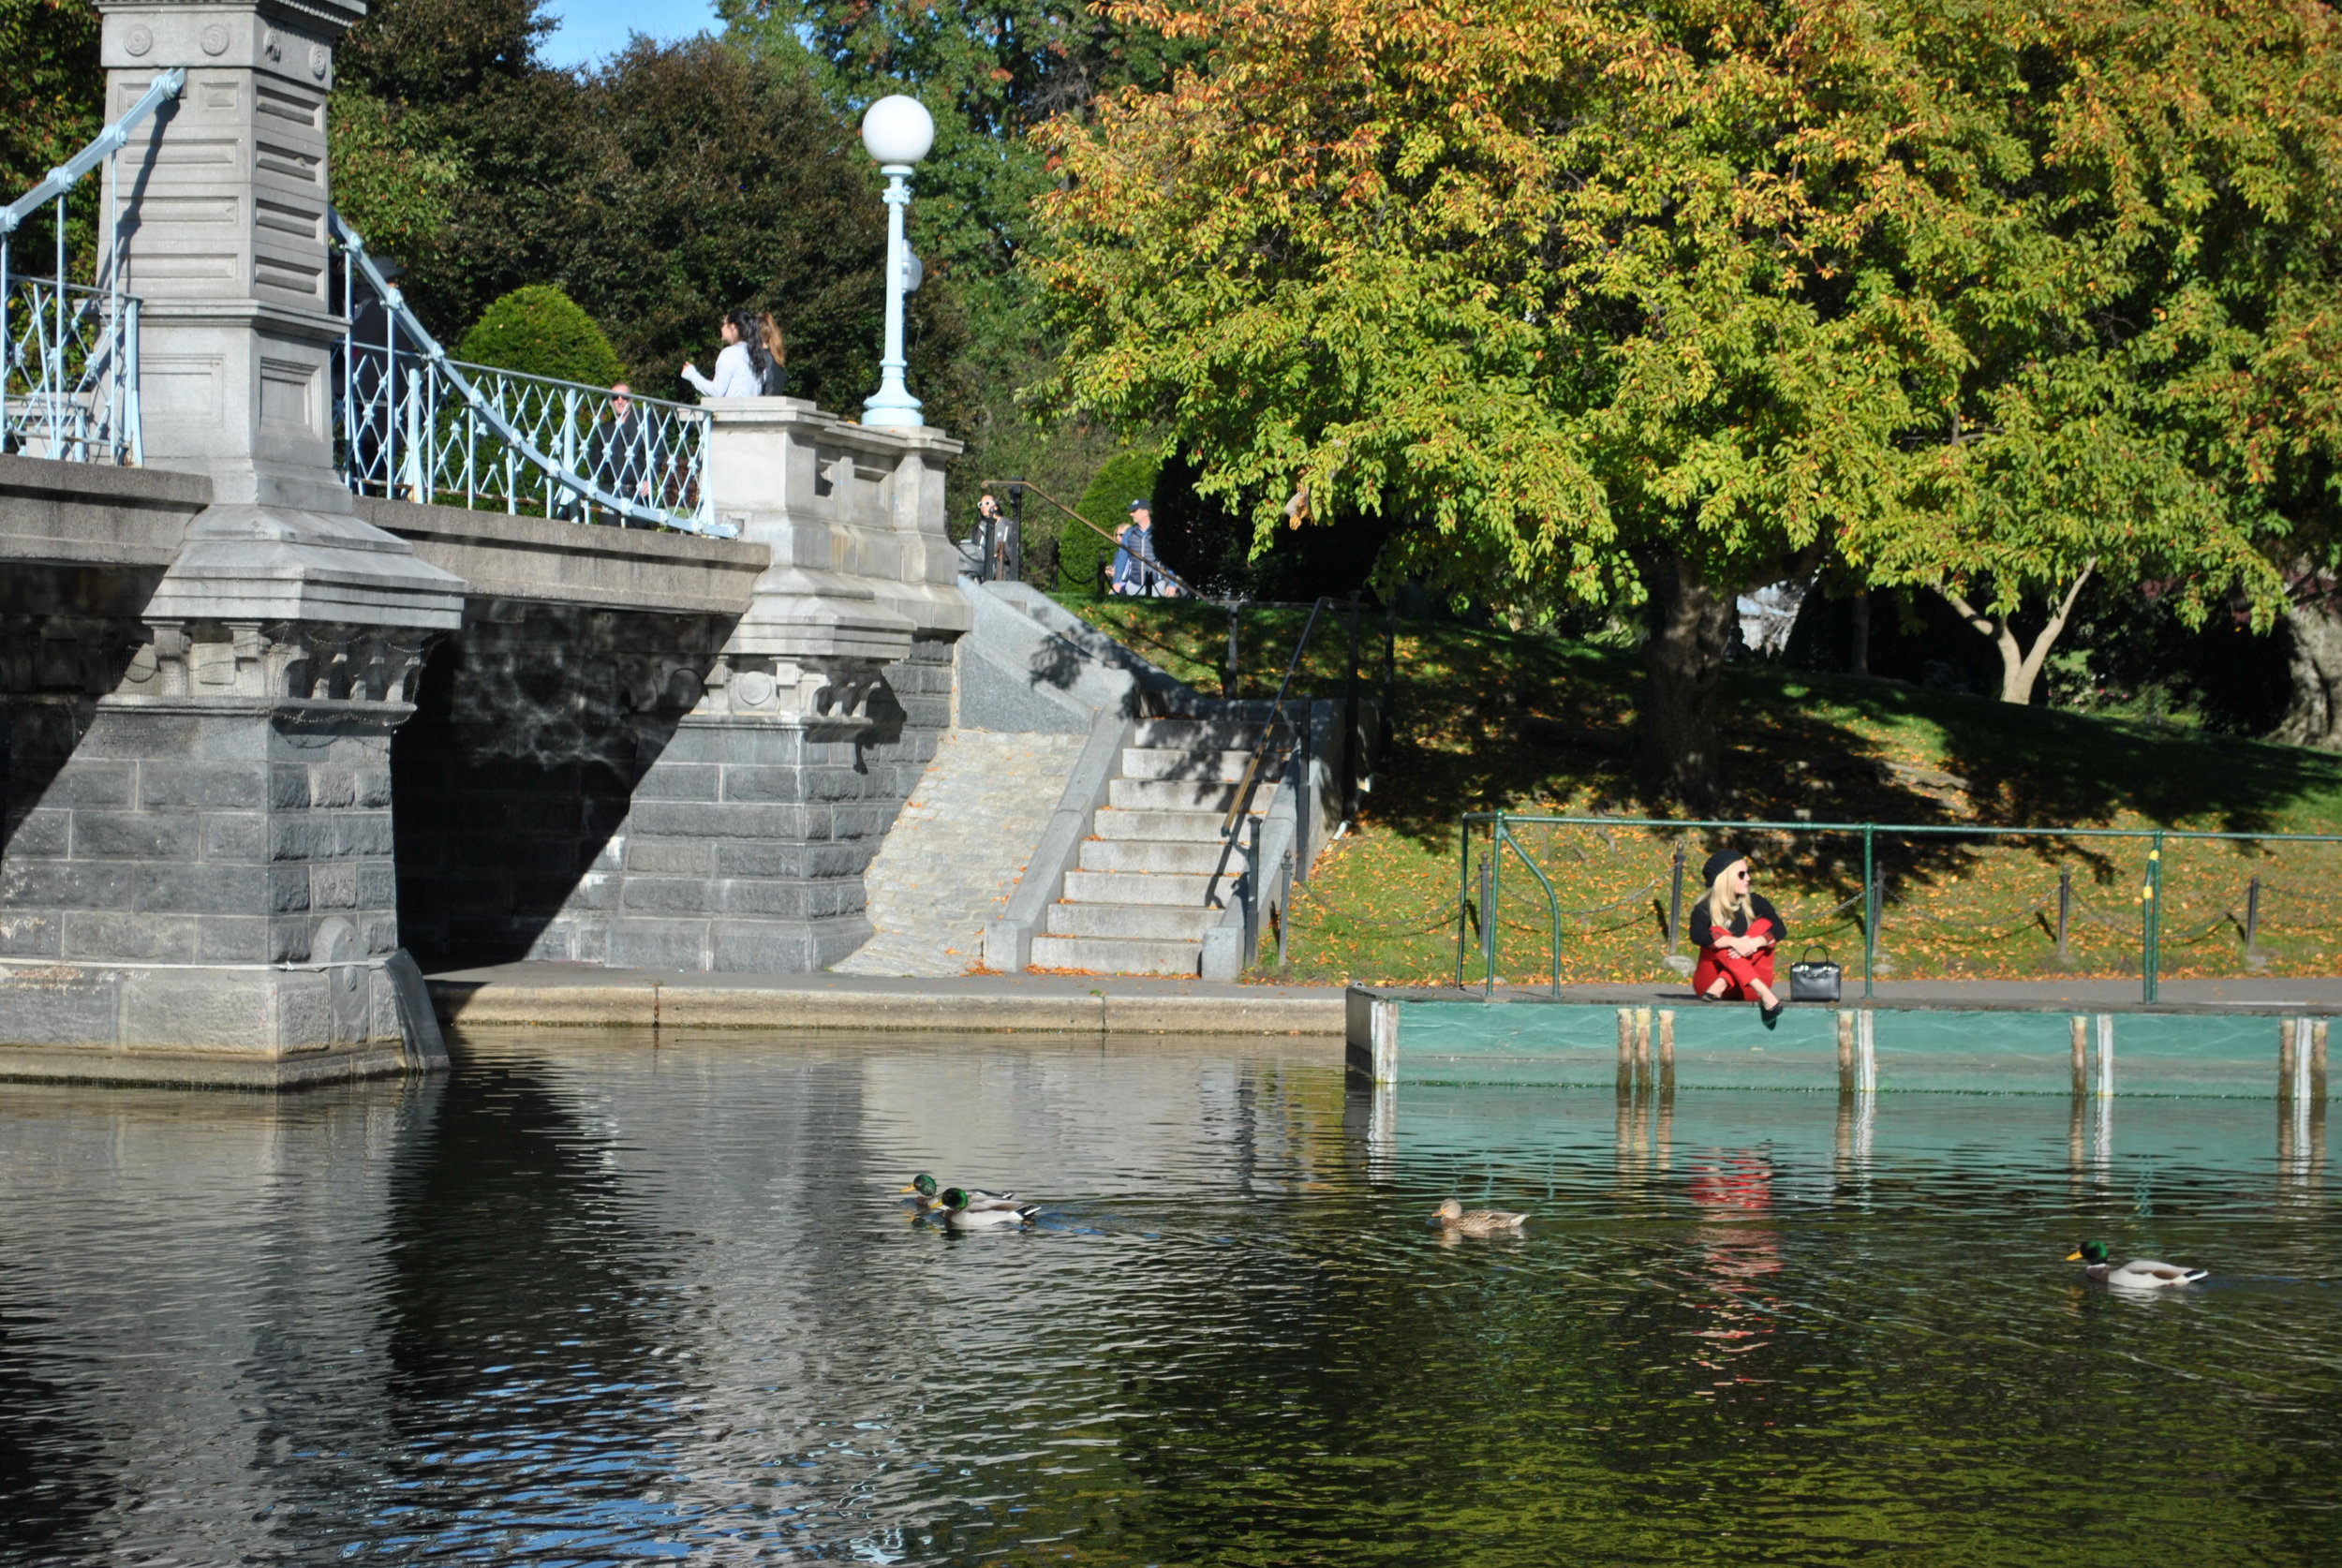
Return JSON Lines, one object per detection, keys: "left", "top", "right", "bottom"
{"left": 681, "top": 309, "right": 772, "bottom": 400}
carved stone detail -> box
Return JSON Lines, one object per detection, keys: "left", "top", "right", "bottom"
{"left": 117, "top": 619, "right": 433, "bottom": 703}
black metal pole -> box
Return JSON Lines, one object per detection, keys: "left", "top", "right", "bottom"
{"left": 1380, "top": 598, "right": 1397, "bottom": 752}
{"left": 979, "top": 509, "right": 996, "bottom": 584}
{"left": 1226, "top": 600, "right": 1241, "bottom": 699}
{"left": 1295, "top": 721, "right": 1312, "bottom": 886}
{"left": 1007, "top": 482, "right": 1025, "bottom": 584}
{"left": 1667, "top": 846, "right": 1685, "bottom": 954}
{"left": 2056, "top": 868, "right": 2071, "bottom": 967}
{"left": 1343, "top": 589, "right": 1362, "bottom": 824}
{"left": 2246, "top": 875, "right": 2261, "bottom": 963}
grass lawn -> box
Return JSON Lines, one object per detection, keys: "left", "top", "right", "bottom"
{"left": 1066, "top": 595, "right": 2342, "bottom": 987}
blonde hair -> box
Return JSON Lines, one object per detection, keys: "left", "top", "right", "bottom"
{"left": 1706, "top": 858, "right": 1752, "bottom": 930}
{"left": 758, "top": 313, "right": 786, "bottom": 366}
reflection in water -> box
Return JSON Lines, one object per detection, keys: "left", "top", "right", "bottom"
{"left": 0, "top": 1030, "right": 2336, "bottom": 1565}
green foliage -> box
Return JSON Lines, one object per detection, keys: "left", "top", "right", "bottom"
{"left": 339, "top": 3, "right": 972, "bottom": 429}
{"left": 457, "top": 285, "right": 627, "bottom": 388}
{"left": 1060, "top": 448, "right": 1162, "bottom": 594}
{"left": 1035, "top": 0, "right": 2342, "bottom": 791}
{"left": 0, "top": 0, "right": 101, "bottom": 265}
{"left": 327, "top": 89, "right": 467, "bottom": 264}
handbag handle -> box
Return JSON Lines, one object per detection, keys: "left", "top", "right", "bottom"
{"left": 1801, "top": 944, "right": 1834, "bottom": 965}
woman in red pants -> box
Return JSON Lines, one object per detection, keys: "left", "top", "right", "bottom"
{"left": 1688, "top": 848, "right": 1786, "bottom": 1026}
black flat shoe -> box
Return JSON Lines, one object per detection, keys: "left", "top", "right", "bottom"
{"left": 1759, "top": 1002, "right": 1784, "bottom": 1028}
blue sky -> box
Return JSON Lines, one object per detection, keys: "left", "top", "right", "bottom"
{"left": 539, "top": 1, "right": 725, "bottom": 68}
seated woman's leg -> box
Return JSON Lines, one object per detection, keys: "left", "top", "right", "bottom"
{"left": 1693, "top": 948, "right": 1751, "bottom": 1000}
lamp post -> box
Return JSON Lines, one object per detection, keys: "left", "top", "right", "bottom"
{"left": 859, "top": 95, "right": 934, "bottom": 428}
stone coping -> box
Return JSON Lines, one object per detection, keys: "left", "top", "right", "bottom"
{"left": 427, "top": 962, "right": 1346, "bottom": 1036}
{"left": 362, "top": 496, "right": 768, "bottom": 616}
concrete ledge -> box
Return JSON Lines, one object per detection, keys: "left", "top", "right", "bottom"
{"left": 0, "top": 451, "right": 214, "bottom": 567}
{"left": 0, "top": 1041, "right": 422, "bottom": 1089}
{"left": 361, "top": 496, "right": 768, "bottom": 615}
{"left": 427, "top": 965, "right": 1346, "bottom": 1036}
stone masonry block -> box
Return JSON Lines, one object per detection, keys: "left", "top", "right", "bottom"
{"left": 72, "top": 714, "right": 199, "bottom": 760}
{"left": 354, "top": 862, "right": 397, "bottom": 910}
{"left": 334, "top": 814, "right": 396, "bottom": 859}
{"left": 3, "top": 859, "right": 137, "bottom": 910}
{"left": 628, "top": 801, "right": 808, "bottom": 841}
{"left": 632, "top": 763, "right": 722, "bottom": 802}
{"left": 359, "top": 912, "right": 398, "bottom": 958}
{"left": 310, "top": 862, "right": 360, "bottom": 910}
{"left": 664, "top": 723, "right": 809, "bottom": 766}
{"left": 271, "top": 764, "right": 312, "bottom": 810}
{"left": 199, "top": 916, "right": 273, "bottom": 964}
{"left": 64, "top": 911, "right": 199, "bottom": 963}
{"left": 709, "top": 920, "right": 819, "bottom": 974}
{"left": 36, "top": 763, "right": 134, "bottom": 809}
{"left": 719, "top": 766, "right": 808, "bottom": 804}
{"left": 354, "top": 768, "right": 394, "bottom": 809}
{"left": 7, "top": 811, "right": 70, "bottom": 858}
{"left": 624, "top": 839, "right": 712, "bottom": 876}
{"left": 201, "top": 812, "right": 267, "bottom": 862}
{"left": 309, "top": 769, "right": 360, "bottom": 809}
{"left": 137, "top": 863, "right": 266, "bottom": 914}
{"left": 717, "top": 879, "right": 818, "bottom": 919}
{"left": 618, "top": 876, "right": 724, "bottom": 914}
{"left": 0, "top": 911, "right": 62, "bottom": 958}
{"left": 712, "top": 841, "right": 811, "bottom": 879}
{"left": 138, "top": 763, "right": 267, "bottom": 811}
{"left": 268, "top": 865, "right": 312, "bottom": 913}
{"left": 74, "top": 811, "right": 200, "bottom": 860}
{"left": 0, "top": 964, "right": 122, "bottom": 1045}
{"left": 607, "top": 918, "right": 712, "bottom": 971}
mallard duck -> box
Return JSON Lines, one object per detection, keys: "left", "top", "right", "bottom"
{"left": 2068, "top": 1239, "right": 2207, "bottom": 1288}
{"left": 1432, "top": 1197, "right": 1528, "bottom": 1235}
{"left": 900, "top": 1172, "right": 1015, "bottom": 1212}
{"left": 939, "top": 1186, "right": 1040, "bottom": 1228}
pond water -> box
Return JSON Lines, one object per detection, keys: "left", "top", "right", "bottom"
{"left": 1, "top": 1029, "right": 2336, "bottom": 1566}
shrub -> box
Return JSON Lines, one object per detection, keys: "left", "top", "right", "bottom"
{"left": 1059, "top": 447, "right": 1163, "bottom": 595}
{"left": 455, "top": 284, "right": 626, "bottom": 389}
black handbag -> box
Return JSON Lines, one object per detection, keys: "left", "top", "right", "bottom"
{"left": 1788, "top": 945, "right": 1842, "bottom": 1002}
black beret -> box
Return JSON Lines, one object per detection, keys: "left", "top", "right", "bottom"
{"left": 1701, "top": 848, "right": 1748, "bottom": 886}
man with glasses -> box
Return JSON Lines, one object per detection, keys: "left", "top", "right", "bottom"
{"left": 580, "top": 383, "right": 658, "bottom": 528}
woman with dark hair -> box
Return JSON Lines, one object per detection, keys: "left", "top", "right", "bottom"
{"left": 681, "top": 308, "right": 771, "bottom": 400}
{"left": 1689, "top": 848, "right": 1786, "bottom": 1025}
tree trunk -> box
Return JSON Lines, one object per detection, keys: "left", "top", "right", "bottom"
{"left": 1641, "top": 556, "right": 1740, "bottom": 809}
{"left": 1936, "top": 564, "right": 2093, "bottom": 705}
{"left": 1848, "top": 590, "right": 1871, "bottom": 676}
{"left": 2274, "top": 599, "right": 2342, "bottom": 750}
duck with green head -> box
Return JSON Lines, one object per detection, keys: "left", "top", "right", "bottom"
{"left": 2068, "top": 1239, "right": 2207, "bottom": 1288}
{"left": 900, "top": 1172, "right": 1015, "bottom": 1213}
{"left": 938, "top": 1187, "right": 1040, "bottom": 1228}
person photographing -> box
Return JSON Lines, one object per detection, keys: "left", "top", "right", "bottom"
{"left": 1689, "top": 849, "right": 1786, "bottom": 1026}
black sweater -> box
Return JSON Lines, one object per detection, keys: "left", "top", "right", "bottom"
{"left": 1688, "top": 893, "right": 1784, "bottom": 949}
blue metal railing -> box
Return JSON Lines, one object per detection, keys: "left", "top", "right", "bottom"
{"left": 331, "top": 214, "right": 728, "bottom": 538}
{"left": 0, "top": 68, "right": 182, "bottom": 465}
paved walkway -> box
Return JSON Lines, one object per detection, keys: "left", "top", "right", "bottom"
{"left": 833, "top": 728, "right": 1088, "bottom": 978}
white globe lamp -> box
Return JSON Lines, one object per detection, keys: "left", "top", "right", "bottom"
{"left": 860, "top": 96, "right": 936, "bottom": 427}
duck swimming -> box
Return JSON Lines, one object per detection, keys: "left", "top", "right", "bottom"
{"left": 2068, "top": 1239, "right": 2207, "bottom": 1288}
{"left": 939, "top": 1187, "right": 1041, "bottom": 1228}
{"left": 1432, "top": 1198, "right": 1528, "bottom": 1236}
{"left": 900, "top": 1172, "right": 1015, "bottom": 1212}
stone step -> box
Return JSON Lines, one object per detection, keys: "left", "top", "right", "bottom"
{"left": 1133, "top": 717, "right": 1290, "bottom": 749}
{"left": 1045, "top": 902, "right": 1224, "bottom": 940}
{"left": 1062, "top": 869, "right": 1226, "bottom": 906}
{"left": 1078, "top": 838, "right": 1242, "bottom": 874}
{"left": 1119, "top": 747, "right": 1255, "bottom": 782}
{"left": 1029, "top": 934, "right": 1202, "bottom": 976}
{"left": 1109, "top": 777, "right": 1271, "bottom": 812}
{"left": 1090, "top": 806, "right": 1265, "bottom": 842}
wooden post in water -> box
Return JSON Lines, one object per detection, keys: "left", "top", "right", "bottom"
{"left": 2281, "top": 1017, "right": 2300, "bottom": 1106}
{"left": 1857, "top": 1010, "right": 1878, "bottom": 1095}
{"left": 1615, "top": 1008, "right": 1636, "bottom": 1095}
{"left": 2069, "top": 1016, "right": 2089, "bottom": 1097}
{"left": 1656, "top": 1010, "right": 1676, "bottom": 1092}
{"left": 1634, "top": 1007, "right": 1653, "bottom": 1089}
{"left": 1836, "top": 1011, "right": 1855, "bottom": 1093}
{"left": 2095, "top": 1014, "right": 2115, "bottom": 1098}
{"left": 2315, "top": 1020, "right": 2330, "bottom": 1103}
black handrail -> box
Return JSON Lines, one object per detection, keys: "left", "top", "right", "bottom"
{"left": 1221, "top": 595, "right": 1332, "bottom": 838}
{"left": 978, "top": 477, "right": 1218, "bottom": 605}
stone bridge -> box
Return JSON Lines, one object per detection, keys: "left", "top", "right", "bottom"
{"left": 0, "top": 0, "right": 982, "bottom": 1085}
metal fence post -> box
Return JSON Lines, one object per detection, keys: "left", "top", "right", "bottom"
{"left": 2142, "top": 833, "right": 2163, "bottom": 1004}
{"left": 1343, "top": 588, "right": 1362, "bottom": 824}
{"left": 1278, "top": 848, "right": 1294, "bottom": 970}
{"left": 1480, "top": 848, "right": 1497, "bottom": 998}
{"left": 1861, "top": 824, "right": 1877, "bottom": 1000}
{"left": 2056, "top": 868, "right": 2072, "bottom": 967}
{"left": 1225, "top": 600, "right": 1242, "bottom": 698}
{"left": 1294, "top": 720, "right": 1312, "bottom": 885}
{"left": 1008, "top": 484, "right": 1025, "bottom": 584}
{"left": 2246, "top": 875, "right": 2263, "bottom": 966}
{"left": 1666, "top": 845, "right": 1685, "bottom": 955}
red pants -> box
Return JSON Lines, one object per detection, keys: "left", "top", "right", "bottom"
{"left": 1693, "top": 919, "right": 1777, "bottom": 1000}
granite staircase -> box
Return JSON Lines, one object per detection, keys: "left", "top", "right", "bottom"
{"left": 1028, "top": 715, "right": 1289, "bottom": 976}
